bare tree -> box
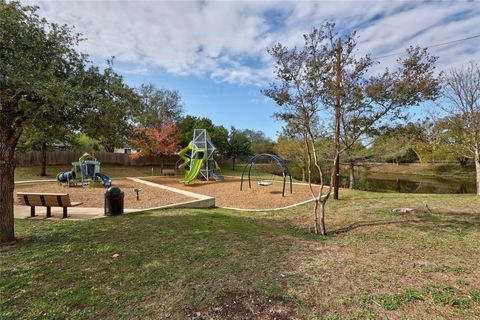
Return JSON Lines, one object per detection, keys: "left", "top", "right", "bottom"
{"left": 442, "top": 62, "right": 480, "bottom": 195}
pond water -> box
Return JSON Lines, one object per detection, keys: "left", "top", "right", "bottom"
{"left": 347, "top": 172, "right": 476, "bottom": 194}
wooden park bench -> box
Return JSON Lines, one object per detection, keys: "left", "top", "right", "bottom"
{"left": 16, "top": 192, "right": 82, "bottom": 218}
{"left": 161, "top": 168, "right": 176, "bottom": 176}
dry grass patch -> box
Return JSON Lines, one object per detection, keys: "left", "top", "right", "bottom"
{"left": 1, "top": 190, "right": 479, "bottom": 319}
{"left": 269, "top": 190, "right": 480, "bottom": 318}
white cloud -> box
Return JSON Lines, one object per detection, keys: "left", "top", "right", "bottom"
{"left": 24, "top": 0, "right": 480, "bottom": 85}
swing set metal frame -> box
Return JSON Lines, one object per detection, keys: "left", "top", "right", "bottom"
{"left": 240, "top": 153, "right": 293, "bottom": 197}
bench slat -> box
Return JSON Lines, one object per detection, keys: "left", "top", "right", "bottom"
{"left": 17, "top": 193, "right": 75, "bottom": 207}
{"left": 17, "top": 192, "right": 69, "bottom": 196}
{"left": 162, "top": 169, "right": 176, "bottom": 175}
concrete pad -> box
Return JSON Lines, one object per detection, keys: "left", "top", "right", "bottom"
{"left": 15, "top": 179, "right": 57, "bottom": 185}
{"left": 14, "top": 205, "right": 139, "bottom": 220}
{"left": 127, "top": 177, "right": 215, "bottom": 208}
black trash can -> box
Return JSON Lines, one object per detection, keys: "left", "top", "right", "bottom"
{"left": 104, "top": 187, "right": 124, "bottom": 215}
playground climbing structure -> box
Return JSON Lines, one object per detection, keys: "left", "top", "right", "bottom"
{"left": 178, "top": 129, "right": 224, "bottom": 184}
{"left": 56, "top": 153, "right": 112, "bottom": 188}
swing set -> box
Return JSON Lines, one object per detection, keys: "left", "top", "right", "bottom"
{"left": 240, "top": 153, "right": 293, "bottom": 197}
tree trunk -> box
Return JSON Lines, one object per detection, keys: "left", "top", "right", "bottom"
{"left": 301, "top": 167, "right": 305, "bottom": 183}
{"left": 318, "top": 201, "right": 326, "bottom": 235}
{"left": 349, "top": 161, "right": 355, "bottom": 189}
{"left": 475, "top": 145, "right": 480, "bottom": 196}
{"left": 458, "top": 157, "right": 469, "bottom": 168}
{"left": 0, "top": 142, "right": 16, "bottom": 243}
{"left": 40, "top": 142, "right": 47, "bottom": 176}
{"left": 312, "top": 199, "right": 326, "bottom": 235}
{"left": 333, "top": 38, "right": 343, "bottom": 201}
{"left": 232, "top": 157, "right": 236, "bottom": 171}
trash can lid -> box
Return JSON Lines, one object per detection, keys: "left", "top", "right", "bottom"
{"left": 106, "top": 186, "right": 122, "bottom": 195}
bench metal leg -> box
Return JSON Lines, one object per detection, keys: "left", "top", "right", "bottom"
{"left": 46, "top": 207, "right": 51, "bottom": 218}
{"left": 30, "top": 206, "right": 35, "bottom": 217}
{"left": 63, "top": 207, "right": 68, "bottom": 219}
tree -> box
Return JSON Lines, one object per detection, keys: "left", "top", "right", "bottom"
{"left": 137, "top": 84, "right": 184, "bottom": 127}
{"left": 176, "top": 115, "right": 229, "bottom": 154}
{"left": 369, "top": 123, "right": 425, "bottom": 163}
{"left": 308, "top": 24, "right": 440, "bottom": 194}
{"left": 243, "top": 129, "right": 275, "bottom": 154}
{"left": 274, "top": 135, "right": 309, "bottom": 182}
{"left": 442, "top": 62, "right": 480, "bottom": 195}
{"left": 264, "top": 23, "right": 440, "bottom": 235}
{"left": 337, "top": 48, "right": 381, "bottom": 188}
{"left": 17, "top": 116, "right": 71, "bottom": 177}
{"left": 341, "top": 141, "right": 370, "bottom": 189}
{"left": 16, "top": 105, "right": 81, "bottom": 176}
{"left": 225, "top": 127, "right": 251, "bottom": 171}
{"left": 0, "top": 1, "right": 85, "bottom": 242}
{"left": 70, "top": 134, "right": 101, "bottom": 153}
{"left": 432, "top": 115, "right": 473, "bottom": 167}
{"left": 209, "top": 125, "right": 229, "bottom": 155}
{"left": 79, "top": 62, "right": 142, "bottom": 152}
{"left": 129, "top": 120, "right": 180, "bottom": 159}
{"left": 263, "top": 27, "right": 333, "bottom": 235}
{"left": 404, "top": 118, "right": 463, "bottom": 164}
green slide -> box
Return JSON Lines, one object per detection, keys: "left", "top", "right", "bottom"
{"left": 180, "top": 152, "right": 206, "bottom": 184}
{"left": 178, "top": 142, "right": 192, "bottom": 174}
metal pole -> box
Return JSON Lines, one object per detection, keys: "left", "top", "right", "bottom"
{"left": 289, "top": 173, "right": 293, "bottom": 194}
{"left": 247, "top": 163, "right": 253, "bottom": 189}
{"left": 240, "top": 160, "right": 250, "bottom": 191}
{"left": 333, "top": 37, "right": 342, "bottom": 200}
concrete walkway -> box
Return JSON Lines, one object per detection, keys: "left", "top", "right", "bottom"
{"left": 14, "top": 205, "right": 141, "bottom": 220}
{"left": 15, "top": 179, "right": 57, "bottom": 184}
{"left": 127, "top": 177, "right": 215, "bottom": 208}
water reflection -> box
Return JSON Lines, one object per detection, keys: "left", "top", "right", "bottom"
{"left": 349, "top": 173, "right": 476, "bottom": 194}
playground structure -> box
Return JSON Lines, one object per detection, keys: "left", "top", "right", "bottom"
{"left": 240, "top": 153, "right": 293, "bottom": 197}
{"left": 56, "top": 153, "right": 112, "bottom": 188}
{"left": 178, "top": 129, "right": 224, "bottom": 184}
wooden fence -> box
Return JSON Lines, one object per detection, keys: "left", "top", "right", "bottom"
{"left": 15, "top": 151, "right": 180, "bottom": 167}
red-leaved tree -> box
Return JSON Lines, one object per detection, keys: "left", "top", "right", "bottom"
{"left": 130, "top": 120, "right": 180, "bottom": 159}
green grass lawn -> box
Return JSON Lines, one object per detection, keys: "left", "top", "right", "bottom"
{"left": 1, "top": 191, "right": 480, "bottom": 319}
{"left": 218, "top": 163, "right": 246, "bottom": 177}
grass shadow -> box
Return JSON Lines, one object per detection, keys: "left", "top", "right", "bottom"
{"left": 329, "top": 212, "right": 480, "bottom": 235}
{"left": 330, "top": 219, "right": 417, "bottom": 235}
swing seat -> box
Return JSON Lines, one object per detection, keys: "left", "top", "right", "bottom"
{"left": 258, "top": 180, "right": 273, "bottom": 186}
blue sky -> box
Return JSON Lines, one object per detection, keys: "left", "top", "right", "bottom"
{"left": 26, "top": 0, "right": 480, "bottom": 138}
{"left": 125, "top": 69, "right": 275, "bottom": 136}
